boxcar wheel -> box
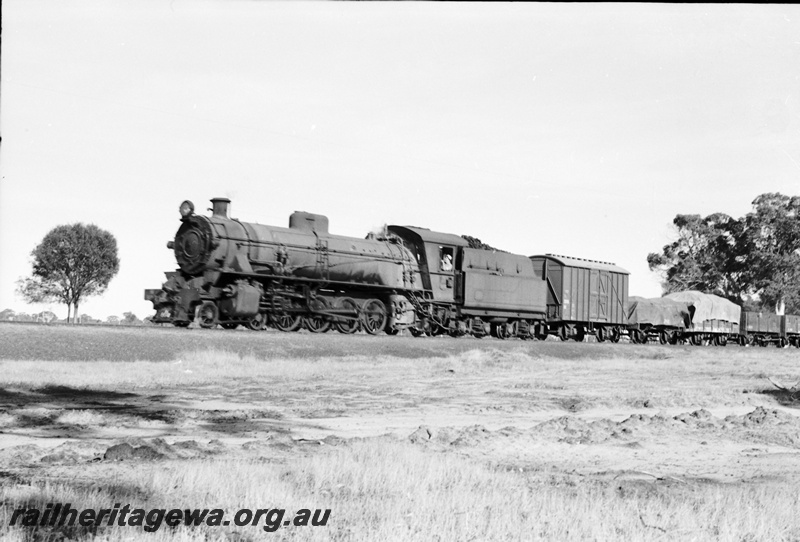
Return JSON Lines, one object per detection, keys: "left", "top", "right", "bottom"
{"left": 596, "top": 327, "right": 606, "bottom": 343}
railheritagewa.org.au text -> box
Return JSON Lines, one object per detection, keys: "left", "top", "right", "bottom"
{"left": 9, "top": 503, "right": 331, "bottom": 533}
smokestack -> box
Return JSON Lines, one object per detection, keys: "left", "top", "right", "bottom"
{"left": 210, "top": 198, "right": 230, "bottom": 219}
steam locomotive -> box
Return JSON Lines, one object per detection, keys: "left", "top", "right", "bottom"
{"left": 145, "top": 198, "right": 800, "bottom": 347}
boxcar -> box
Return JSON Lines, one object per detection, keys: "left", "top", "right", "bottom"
{"left": 528, "top": 254, "right": 629, "bottom": 342}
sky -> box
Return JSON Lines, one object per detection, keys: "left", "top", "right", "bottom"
{"left": 1, "top": 2, "right": 799, "bottom": 321}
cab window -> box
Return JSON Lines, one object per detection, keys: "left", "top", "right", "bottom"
{"left": 439, "top": 247, "right": 454, "bottom": 272}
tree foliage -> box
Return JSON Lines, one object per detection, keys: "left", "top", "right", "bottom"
{"left": 16, "top": 223, "right": 120, "bottom": 323}
{"left": 740, "top": 193, "right": 800, "bottom": 313}
{"left": 648, "top": 193, "right": 800, "bottom": 313}
{"left": 461, "top": 235, "right": 507, "bottom": 253}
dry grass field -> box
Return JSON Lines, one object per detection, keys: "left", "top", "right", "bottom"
{"left": 2, "top": 322, "right": 800, "bottom": 541}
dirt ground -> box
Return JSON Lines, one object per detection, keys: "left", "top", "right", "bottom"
{"left": 2, "top": 322, "right": 800, "bottom": 490}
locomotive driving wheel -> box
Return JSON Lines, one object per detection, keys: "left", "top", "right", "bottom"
{"left": 304, "top": 297, "right": 332, "bottom": 334}
{"left": 197, "top": 301, "right": 219, "bottom": 329}
{"left": 272, "top": 313, "right": 302, "bottom": 332}
{"left": 333, "top": 297, "right": 360, "bottom": 334}
{"left": 361, "top": 299, "right": 387, "bottom": 335}
{"left": 269, "top": 297, "right": 302, "bottom": 332}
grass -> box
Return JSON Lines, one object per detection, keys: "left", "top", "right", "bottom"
{"left": 2, "top": 440, "right": 800, "bottom": 541}
{"left": 3, "top": 325, "right": 800, "bottom": 540}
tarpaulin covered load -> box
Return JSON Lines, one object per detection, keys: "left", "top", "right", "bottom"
{"left": 626, "top": 296, "right": 691, "bottom": 328}
{"left": 664, "top": 291, "right": 741, "bottom": 324}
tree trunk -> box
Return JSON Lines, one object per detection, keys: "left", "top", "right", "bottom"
{"left": 66, "top": 303, "right": 72, "bottom": 324}
{"left": 75, "top": 302, "right": 80, "bottom": 324}
{"left": 776, "top": 298, "right": 785, "bottom": 316}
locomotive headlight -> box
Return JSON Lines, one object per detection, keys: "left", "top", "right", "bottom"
{"left": 179, "top": 200, "right": 195, "bottom": 218}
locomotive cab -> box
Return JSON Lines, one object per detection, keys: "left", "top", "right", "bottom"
{"left": 387, "top": 226, "right": 467, "bottom": 303}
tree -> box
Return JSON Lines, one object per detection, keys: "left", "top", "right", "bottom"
{"left": 106, "top": 315, "right": 120, "bottom": 325}
{"left": 647, "top": 213, "right": 746, "bottom": 302}
{"left": 461, "top": 235, "right": 507, "bottom": 253}
{"left": 122, "top": 312, "right": 140, "bottom": 325}
{"left": 648, "top": 193, "right": 800, "bottom": 314}
{"left": 16, "top": 223, "right": 119, "bottom": 323}
{"left": 738, "top": 193, "right": 800, "bottom": 314}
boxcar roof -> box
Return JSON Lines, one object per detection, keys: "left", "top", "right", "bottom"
{"left": 388, "top": 226, "right": 469, "bottom": 247}
{"left": 530, "top": 253, "right": 630, "bottom": 275}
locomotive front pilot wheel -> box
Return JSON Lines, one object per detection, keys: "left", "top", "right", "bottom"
{"left": 246, "top": 313, "right": 266, "bottom": 331}
{"left": 361, "top": 299, "right": 387, "bottom": 335}
{"left": 197, "top": 301, "right": 219, "bottom": 329}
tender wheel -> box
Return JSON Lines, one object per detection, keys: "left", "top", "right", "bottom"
{"left": 197, "top": 301, "right": 219, "bottom": 329}
{"left": 246, "top": 313, "right": 266, "bottom": 331}
{"left": 304, "top": 297, "right": 332, "bottom": 334}
{"left": 333, "top": 297, "right": 360, "bottom": 334}
{"left": 493, "top": 322, "right": 514, "bottom": 340}
{"left": 411, "top": 319, "right": 433, "bottom": 337}
{"left": 361, "top": 299, "right": 387, "bottom": 335}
